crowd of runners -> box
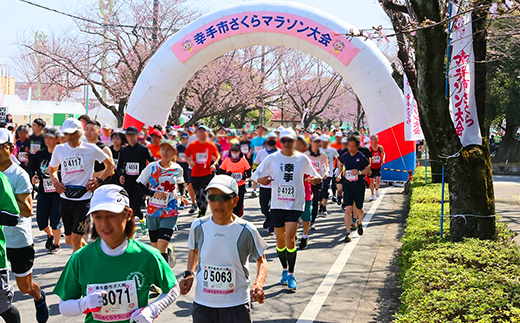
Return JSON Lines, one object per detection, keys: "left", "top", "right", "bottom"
{"left": 0, "top": 116, "right": 385, "bottom": 323}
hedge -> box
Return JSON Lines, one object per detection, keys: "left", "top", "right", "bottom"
{"left": 396, "top": 167, "right": 520, "bottom": 323}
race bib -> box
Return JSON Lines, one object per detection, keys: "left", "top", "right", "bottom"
{"left": 18, "top": 152, "right": 28, "bottom": 162}
{"left": 345, "top": 170, "right": 358, "bottom": 182}
{"left": 149, "top": 195, "right": 168, "bottom": 208}
{"left": 177, "top": 153, "right": 186, "bottom": 162}
{"left": 63, "top": 156, "right": 85, "bottom": 175}
{"left": 87, "top": 280, "right": 138, "bottom": 322}
{"left": 202, "top": 264, "right": 236, "bottom": 295}
{"left": 372, "top": 156, "right": 381, "bottom": 164}
{"left": 125, "top": 162, "right": 139, "bottom": 176}
{"left": 277, "top": 184, "right": 295, "bottom": 201}
{"left": 240, "top": 145, "right": 249, "bottom": 154}
{"left": 231, "top": 172, "right": 243, "bottom": 182}
{"left": 254, "top": 146, "right": 262, "bottom": 154}
{"left": 30, "top": 144, "right": 41, "bottom": 154}
{"left": 42, "top": 178, "right": 56, "bottom": 193}
{"left": 195, "top": 153, "right": 208, "bottom": 164}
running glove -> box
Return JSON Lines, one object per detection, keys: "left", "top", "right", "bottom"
{"left": 79, "top": 291, "right": 106, "bottom": 314}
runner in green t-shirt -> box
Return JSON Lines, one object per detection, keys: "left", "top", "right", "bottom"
{"left": 53, "top": 185, "right": 180, "bottom": 323}
{"left": 0, "top": 171, "right": 21, "bottom": 323}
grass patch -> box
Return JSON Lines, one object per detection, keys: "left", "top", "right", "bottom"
{"left": 396, "top": 167, "right": 520, "bottom": 322}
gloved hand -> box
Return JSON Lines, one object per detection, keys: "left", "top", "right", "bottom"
{"left": 79, "top": 291, "right": 106, "bottom": 314}
{"left": 130, "top": 306, "right": 157, "bottom": 323}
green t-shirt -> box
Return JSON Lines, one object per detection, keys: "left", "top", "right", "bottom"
{"left": 0, "top": 172, "right": 20, "bottom": 270}
{"left": 53, "top": 239, "right": 177, "bottom": 323}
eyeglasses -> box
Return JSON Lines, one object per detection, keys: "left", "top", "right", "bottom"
{"left": 208, "top": 194, "right": 236, "bottom": 202}
{"left": 280, "top": 138, "right": 294, "bottom": 144}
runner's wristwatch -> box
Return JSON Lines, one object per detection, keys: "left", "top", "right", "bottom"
{"left": 184, "top": 271, "right": 195, "bottom": 278}
{"left": 96, "top": 177, "right": 105, "bottom": 185}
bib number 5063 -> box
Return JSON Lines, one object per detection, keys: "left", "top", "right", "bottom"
{"left": 204, "top": 269, "right": 232, "bottom": 283}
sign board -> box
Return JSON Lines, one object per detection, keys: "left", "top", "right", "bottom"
{"left": 0, "top": 107, "right": 6, "bottom": 123}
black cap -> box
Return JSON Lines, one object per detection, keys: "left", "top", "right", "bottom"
{"left": 44, "top": 128, "right": 59, "bottom": 138}
{"left": 125, "top": 126, "right": 139, "bottom": 134}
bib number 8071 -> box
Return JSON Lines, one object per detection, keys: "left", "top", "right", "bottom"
{"left": 102, "top": 289, "right": 131, "bottom": 306}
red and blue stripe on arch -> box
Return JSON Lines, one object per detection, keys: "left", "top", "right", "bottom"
{"left": 377, "top": 122, "right": 416, "bottom": 182}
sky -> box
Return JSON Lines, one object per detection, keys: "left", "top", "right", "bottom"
{"left": 0, "top": 0, "right": 392, "bottom": 79}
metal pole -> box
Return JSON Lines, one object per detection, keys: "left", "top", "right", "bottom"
{"left": 424, "top": 143, "right": 428, "bottom": 183}
{"left": 85, "top": 44, "right": 91, "bottom": 114}
{"left": 440, "top": 164, "right": 445, "bottom": 238}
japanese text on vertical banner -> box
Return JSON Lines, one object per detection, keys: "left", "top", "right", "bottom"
{"left": 448, "top": 3, "right": 482, "bottom": 146}
{"left": 403, "top": 74, "right": 424, "bottom": 141}
{"left": 171, "top": 12, "right": 360, "bottom": 66}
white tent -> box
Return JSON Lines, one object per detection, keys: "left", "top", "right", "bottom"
{"left": 88, "top": 105, "right": 119, "bottom": 129}
{"left": 2, "top": 95, "right": 30, "bottom": 124}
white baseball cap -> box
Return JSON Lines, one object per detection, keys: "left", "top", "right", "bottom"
{"left": 88, "top": 185, "right": 130, "bottom": 215}
{"left": 0, "top": 129, "right": 13, "bottom": 145}
{"left": 266, "top": 132, "right": 277, "bottom": 138}
{"left": 102, "top": 124, "right": 112, "bottom": 130}
{"left": 320, "top": 134, "right": 330, "bottom": 142}
{"left": 311, "top": 135, "right": 321, "bottom": 142}
{"left": 275, "top": 125, "right": 285, "bottom": 132}
{"left": 61, "top": 118, "right": 83, "bottom": 134}
{"left": 335, "top": 131, "right": 343, "bottom": 137}
{"left": 205, "top": 175, "right": 239, "bottom": 195}
{"left": 279, "top": 128, "right": 297, "bottom": 140}
{"left": 341, "top": 137, "right": 348, "bottom": 144}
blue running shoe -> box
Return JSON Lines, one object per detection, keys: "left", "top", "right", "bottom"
{"left": 35, "top": 291, "right": 49, "bottom": 323}
{"left": 288, "top": 275, "right": 297, "bottom": 292}
{"left": 280, "top": 270, "right": 288, "bottom": 285}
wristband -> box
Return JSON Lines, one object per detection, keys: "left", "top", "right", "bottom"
{"left": 184, "top": 270, "right": 195, "bottom": 278}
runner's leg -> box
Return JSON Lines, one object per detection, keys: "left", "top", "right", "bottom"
{"left": 285, "top": 222, "right": 299, "bottom": 274}
{"left": 311, "top": 184, "right": 321, "bottom": 225}
{"left": 0, "top": 306, "right": 20, "bottom": 323}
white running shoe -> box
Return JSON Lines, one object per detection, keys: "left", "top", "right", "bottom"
{"left": 167, "top": 245, "right": 177, "bottom": 268}
{"left": 376, "top": 190, "right": 380, "bottom": 198}
{"left": 369, "top": 195, "right": 375, "bottom": 201}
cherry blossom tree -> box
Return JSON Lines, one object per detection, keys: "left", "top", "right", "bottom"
{"left": 17, "top": 0, "right": 198, "bottom": 126}
{"left": 377, "top": 0, "right": 519, "bottom": 240}
{"left": 278, "top": 51, "right": 353, "bottom": 128}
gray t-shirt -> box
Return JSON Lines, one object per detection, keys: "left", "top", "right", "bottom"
{"left": 2, "top": 163, "right": 33, "bottom": 248}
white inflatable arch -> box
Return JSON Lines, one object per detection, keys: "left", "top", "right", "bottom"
{"left": 124, "top": 1, "right": 416, "bottom": 181}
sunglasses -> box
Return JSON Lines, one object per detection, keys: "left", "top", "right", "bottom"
{"left": 208, "top": 193, "right": 236, "bottom": 202}
{"left": 280, "top": 138, "right": 294, "bottom": 144}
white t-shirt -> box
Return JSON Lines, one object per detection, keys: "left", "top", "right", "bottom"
{"left": 252, "top": 151, "right": 320, "bottom": 211}
{"left": 320, "top": 147, "right": 339, "bottom": 176}
{"left": 253, "top": 147, "right": 278, "bottom": 188}
{"left": 305, "top": 151, "right": 329, "bottom": 177}
{"left": 49, "top": 142, "right": 109, "bottom": 200}
{"left": 2, "top": 163, "right": 33, "bottom": 248}
{"left": 187, "top": 134, "right": 198, "bottom": 146}
{"left": 188, "top": 216, "right": 267, "bottom": 308}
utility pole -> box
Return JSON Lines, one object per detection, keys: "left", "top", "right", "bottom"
{"left": 34, "top": 31, "right": 47, "bottom": 100}
{"left": 99, "top": 0, "right": 114, "bottom": 102}
{"left": 152, "top": 0, "right": 160, "bottom": 50}
{"left": 85, "top": 44, "right": 91, "bottom": 113}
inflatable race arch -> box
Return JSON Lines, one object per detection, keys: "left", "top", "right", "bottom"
{"left": 123, "top": 1, "right": 416, "bottom": 181}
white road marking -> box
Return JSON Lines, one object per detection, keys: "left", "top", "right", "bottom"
{"left": 296, "top": 188, "right": 388, "bottom": 323}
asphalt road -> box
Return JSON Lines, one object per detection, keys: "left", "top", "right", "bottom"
{"left": 12, "top": 185, "right": 406, "bottom": 323}
{"left": 493, "top": 175, "right": 520, "bottom": 243}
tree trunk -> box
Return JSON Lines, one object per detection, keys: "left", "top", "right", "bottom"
{"left": 411, "top": 0, "right": 495, "bottom": 240}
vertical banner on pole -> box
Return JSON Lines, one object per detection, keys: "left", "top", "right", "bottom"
{"left": 403, "top": 74, "right": 424, "bottom": 141}
{"left": 449, "top": 2, "right": 482, "bottom": 146}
